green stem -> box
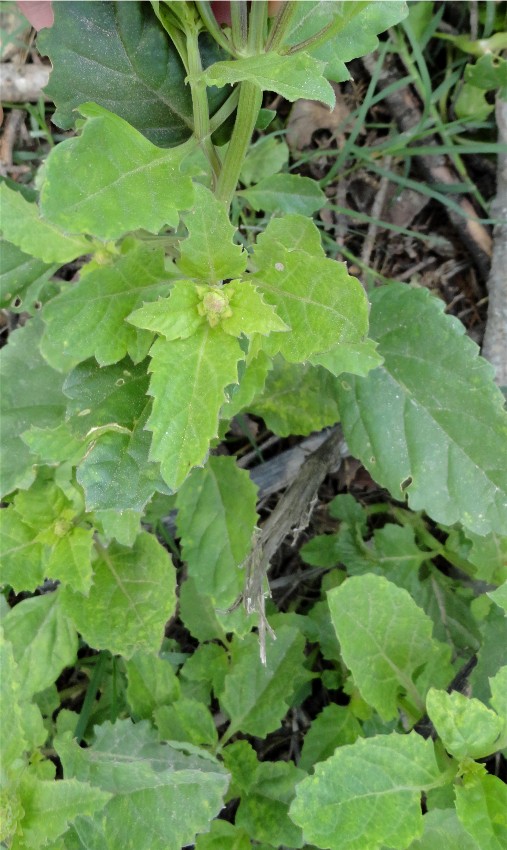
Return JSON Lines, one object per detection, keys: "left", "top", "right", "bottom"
{"left": 195, "top": 0, "right": 236, "bottom": 55}
{"left": 265, "top": 1, "right": 298, "bottom": 52}
{"left": 74, "top": 651, "right": 107, "bottom": 743}
{"left": 247, "top": 0, "right": 268, "bottom": 53}
{"left": 215, "top": 81, "right": 262, "bottom": 208}
{"left": 208, "top": 86, "right": 240, "bottom": 133}
{"left": 186, "top": 25, "right": 221, "bottom": 181}
{"left": 230, "top": 0, "right": 248, "bottom": 52}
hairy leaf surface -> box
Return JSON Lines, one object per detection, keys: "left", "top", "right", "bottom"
{"left": 40, "top": 104, "right": 194, "bottom": 239}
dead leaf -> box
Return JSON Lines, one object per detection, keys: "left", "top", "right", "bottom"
{"left": 286, "top": 84, "right": 352, "bottom": 152}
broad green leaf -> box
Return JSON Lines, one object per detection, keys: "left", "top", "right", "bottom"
{"left": 299, "top": 704, "right": 363, "bottom": 772}
{"left": 426, "top": 688, "right": 504, "bottom": 759}
{"left": 470, "top": 604, "right": 507, "bottom": 703}
{"left": 195, "top": 821, "right": 250, "bottom": 850}
{"left": 0, "top": 320, "right": 67, "bottom": 497}
{"left": 37, "top": 1, "right": 226, "bottom": 146}
{"left": 41, "top": 245, "right": 170, "bottom": 371}
{"left": 234, "top": 758, "right": 306, "bottom": 848}
{"left": 60, "top": 532, "right": 175, "bottom": 658}
{"left": 0, "top": 184, "right": 91, "bottom": 264}
{"left": 146, "top": 328, "right": 243, "bottom": 490}
{"left": 202, "top": 52, "right": 335, "bottom": 108}
{"left": 337, "top": 284, "right": 507, "bottom": 535}
{"left": 76, "top": 408, "right": 168, "bottom": 513}
{"left": 239, "top": 174, "right": 325, "bottom": 215}
{"left": 289, "top": 732, "right": 444, "bottom": 850}
{"left": 465, "top": 530, "right": 507, "bottom": 585}
{"left": 177, "top": 184, "right": 248, "bottom": 282}
{"left": 93, "top": 509, "right": 141, "bottom": 547}
{"left": 154, "top": 697, "right": 218, "bottom": 748}
{"left": 489, "top": 665, "right": 507, "bottom": 727}
{"left": 488, "top": 583, "right": 507, "bottom": 614}
{"left": 455, "top": 775, "right": 507, "bottom": 850}
{"left": 0, "top": 238, "right": 57, "bottom": 313}
{"left": 39, "top": 104, "right": 194, "bottom": 240}
{"left": 407, "top": 808, "right": 481, "bottom": 850}
{"left": 240, "top": 136, "right": 289, "bottom": 186}
{"left": 3, "top": 591, "right": 78, "bottom": 699}
{"left": 310, "top": 338, "right": 383, "bottom": 377}
{"left": 179, "top": 643, "right": 229, "bottom": 704}
{"left": 21, "top": 424, "right": 85, "bottom": 467}
{"left": 56, "top": 719, "right": 229, "bottom": 850}
{"left": 125, "top": 651, "right": 180, "bottom": 719}
{"left": 249, "top": 358, "right": 341, "bottom": 436}
{"left": 465, "top": 54, "right": 507, "bottom": 98}
{"left": 176, "top": 456, "right": 258, "bottom": 608}
{"left": 252, "top": 221, "right": 369, "bottom": 362}
{"left": 63, "top": 357, "right": 149, "bottom": 436}
{"left": 286, "top": 1, "right": 408, "bottom": 82}
{"left": 219, "top": 626, "right": 311, "bottom": 739}
{"left": 13, "top": 775, "right": 111, "bottom": 850}
{"left": 327, "top": 574, "right": 451, "bottom": 720}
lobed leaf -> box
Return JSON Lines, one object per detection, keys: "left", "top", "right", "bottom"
{"left": 146, "top": 327, "right": 243, "bottom": 490}
{"left": 426, "top": 688, "right": 504, "bottom": 760}
{"left": 177, "top": 184, "right": 248, "bottom": 283}
{"left": 39, "top": 104, "right": 194, "bottom": 240}
{"left": 337, "top": 283, "right": 507, "bottom": 535}
{"left": 289, "top": 732, "right": 445, "bottom": 850}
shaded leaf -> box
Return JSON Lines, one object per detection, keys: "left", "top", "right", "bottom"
{"left": 176, "top": 456, "right": 258, "bottom": 609}
{"left": 337, "top": 284, "right": 507, "bottom": 535}
{"left": 299, "top": 704, "right": 363, "bottom": 772}
{"left": 239, "top": 174, "right": 325, "bottom": 215}
{"left": 407, "top": 808, "right": 481, "bottom": 850}
{"left": 289, "top": 732, "right": 444, "bottom": 850}
{"left": 125, "top": 651, "right": 180, "bottom": 720}
{"left": 41, "top": 245, "right": 170, "bottom": 371}
{"left": 0, "top": 238, "right": 57, "bottom": 313}
{"left": 219, "top": 627, "right": 311, "bottom": 738}
{"left": 0, "top": 320, "right": 66, "bottom": 496}
{"left": 240, "top": 136, "right": 289, "bottom": 186}
{"left": 154, "top": 697, "right": 218, "bottom": 748}
{"left": 40, "top": 104, "right": 194, "bottom": 240}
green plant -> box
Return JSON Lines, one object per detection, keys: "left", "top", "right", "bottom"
{"left": 1, "top": 2, "right": 506, "bottom": 849}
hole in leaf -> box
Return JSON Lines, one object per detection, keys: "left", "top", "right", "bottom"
{"left": 400, "top": 476, "right": 412, "bottom": 491}
{"left": 12, "top": 296, "right": 22, "bottom": 308}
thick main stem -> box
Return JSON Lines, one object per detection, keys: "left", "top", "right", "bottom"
{"left": 215, "top": 81, "right": 262, "bottom": 209}
{"left": 186, "top": 26, "right": 221, "bottom": 181}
